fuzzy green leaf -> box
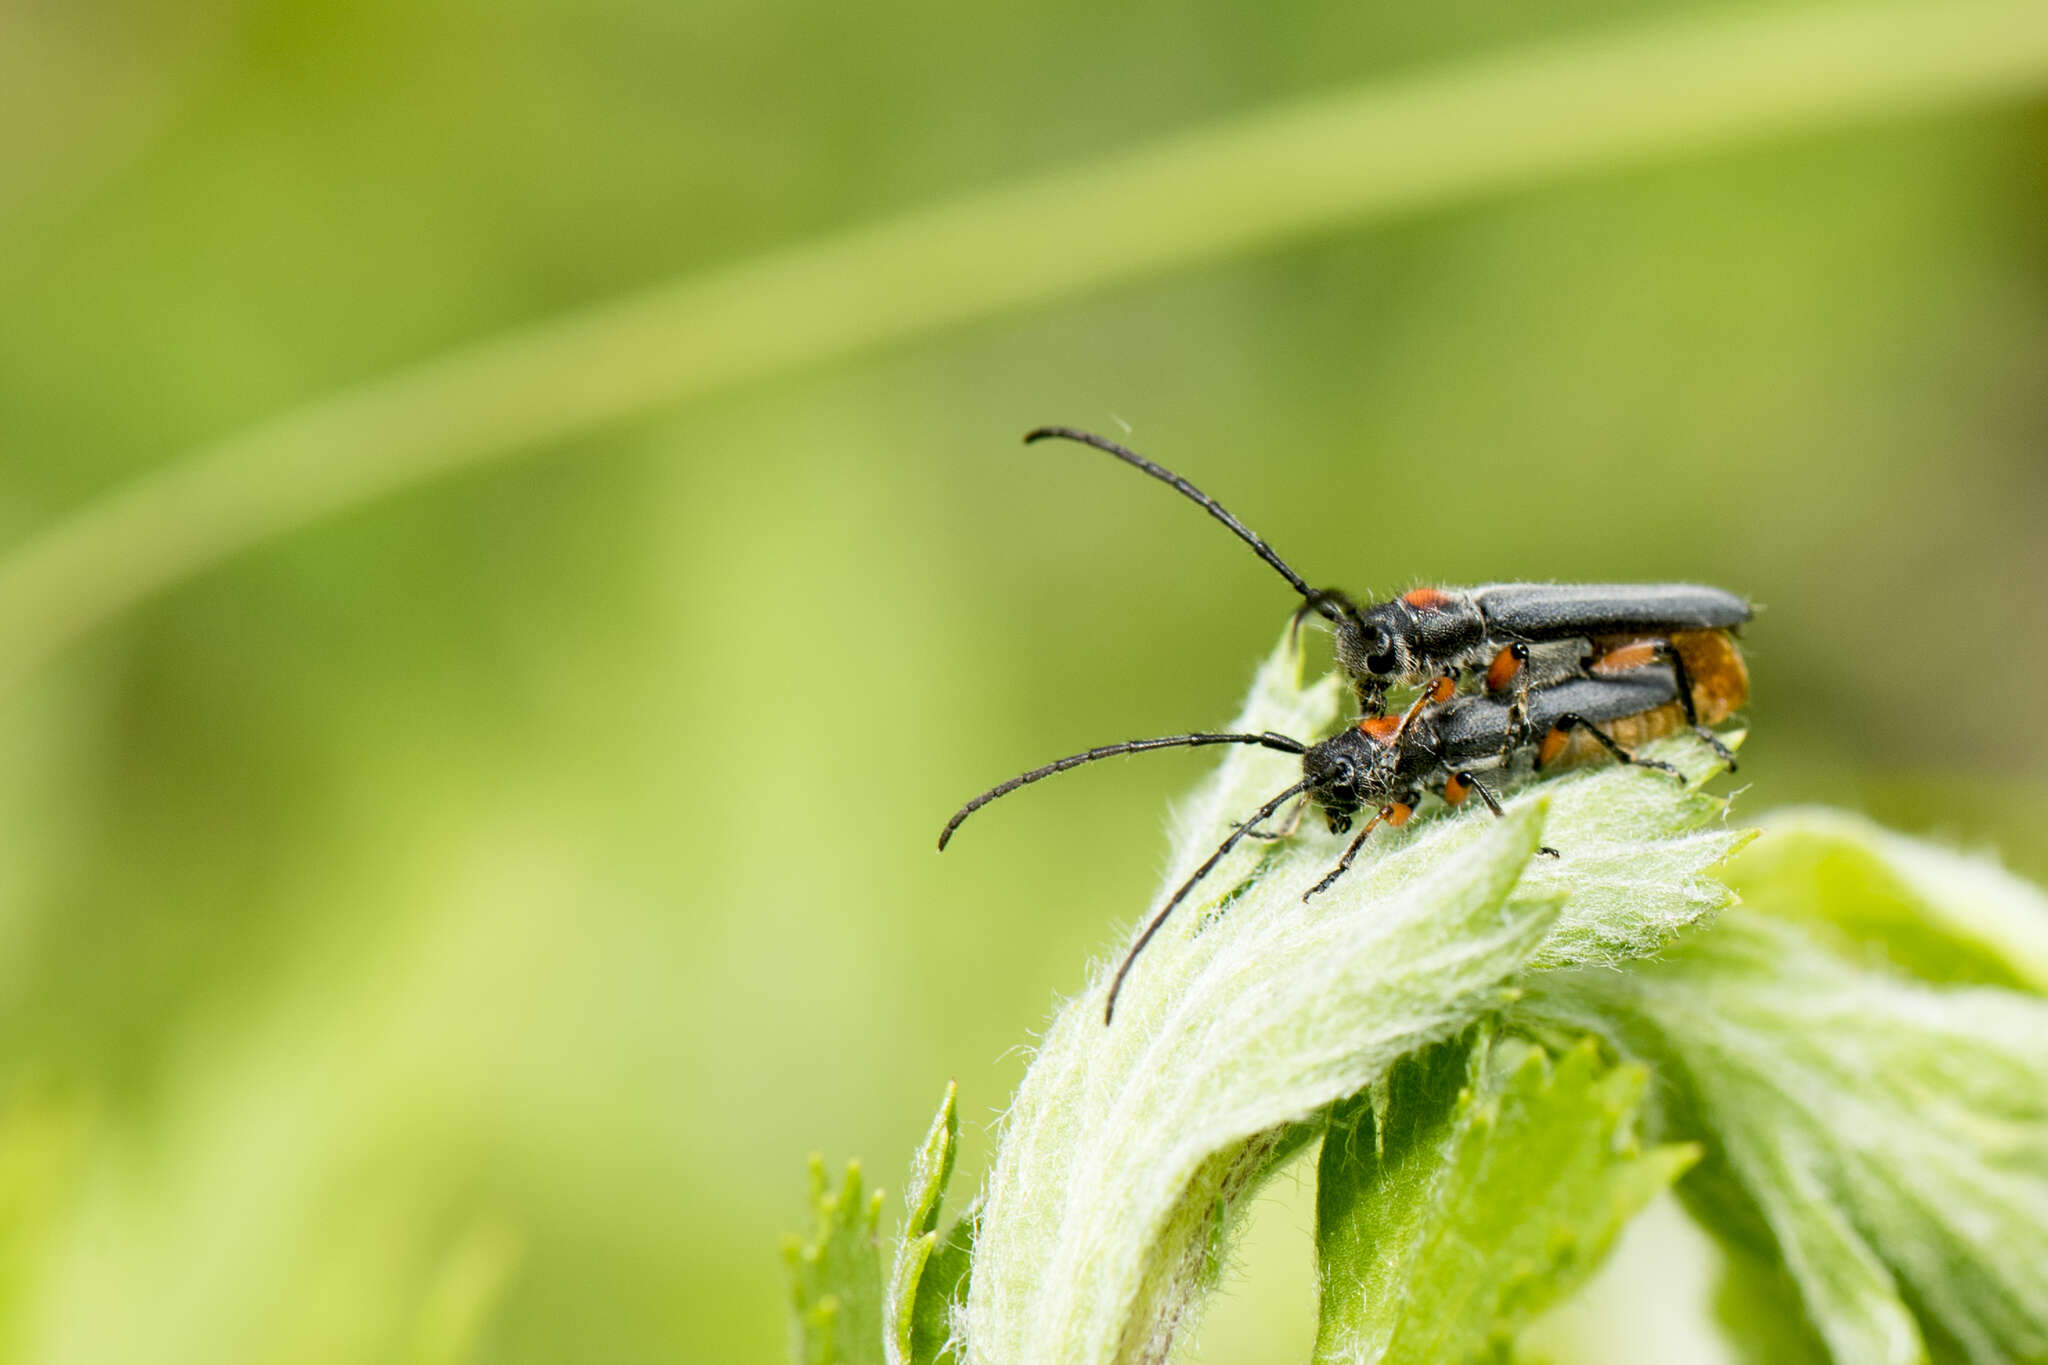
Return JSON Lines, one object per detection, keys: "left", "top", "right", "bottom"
{"left": 785, "top": 1156, "right": 887, "bottom": 1365}
{"left": 960, "top": 634, "right": 1751, "bottom": 1365}
{"left": 1518, "top": 910, "right": 2048, "bottom": 1365}
{"left": 1727, "top": 806, "right": 2048, "bottom": 993}
{"left": 1313, "top": 1029, "right": 1697, "bottom": 1364}
{"left": 1508, "top": 731, "right": 1751, "bottom": 970}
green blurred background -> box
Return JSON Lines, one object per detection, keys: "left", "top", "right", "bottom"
{"left": 1, "top": 0, "right": 2045, "bottom": 1361}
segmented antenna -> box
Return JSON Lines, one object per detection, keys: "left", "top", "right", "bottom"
{"left": 1104, "top": 779, "right": 1311, "bottom": 1024}
{"left": 938, "top": 731, "right": 1308, "bottom": 850}
{"left": 1023, "top": 427, "right": 1315, "bottom": 600}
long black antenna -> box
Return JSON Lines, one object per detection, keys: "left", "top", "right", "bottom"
{"left": 1105, "top": 778, "right": 1311, "bottom": 1025}
{"left": 938, "top": 731, "right": 1308, "bottom": 850}
{"left": 1023, "top": 427, "right": 1315, "bottom": 600}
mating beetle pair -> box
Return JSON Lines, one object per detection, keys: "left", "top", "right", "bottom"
{"left": 941, "top": 428, "right": 1752, "bottom": 1022}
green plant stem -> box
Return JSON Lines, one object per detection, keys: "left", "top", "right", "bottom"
{"left": 5, "top": 0, "right": 2048, "bottom": 688}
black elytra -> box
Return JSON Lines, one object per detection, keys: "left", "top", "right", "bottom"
{"left": 1024, "top": 427, "right": 1749, "bottom": 723}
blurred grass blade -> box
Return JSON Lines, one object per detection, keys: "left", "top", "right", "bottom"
{"left": 1313, "top": 1030, "right": 1697, "bottom": 1364}
{"left": 406, "top": 1219, "right": 525, "bottom": 1365}
{"left": 6, "top": 0, "right": 2048, "bottom": 686}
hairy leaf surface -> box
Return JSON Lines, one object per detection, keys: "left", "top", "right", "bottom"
{"left": 961, "top": 636, "right": 1750, "bottom": 1365}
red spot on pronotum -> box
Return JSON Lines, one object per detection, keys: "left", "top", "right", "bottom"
{"left": 1402, "top": 587, "right": 1454, "bottom": 612}
{"left": 1358, "top": 716, "right": 1403, "bottom": 743}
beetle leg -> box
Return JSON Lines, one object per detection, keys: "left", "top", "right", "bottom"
{"left": 1647, "top": 638, "right": 1738, "bottom": 770}
{"left": 1445, "top": 769, "right": 1559, "bottom": 857}
{"left": 1388, "top": 674, "right": 1457, "bottom": 745}
{"left": 1302, "top": 790, "right": 1419, "bottom": 902}
{"left": 1234, "top": 794, "right": 1309, "bottom": 842}
{"left": 1586, "top": 636, "right": 1738, "bottom": 770}
{"left": 1539, "top": 713, "right": 1682, "bottom": 779}
{"left": 1509, "top": 659, "right": 1535, "bottom": 763}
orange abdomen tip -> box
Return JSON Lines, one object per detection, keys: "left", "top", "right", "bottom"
{"left": 1586, "top": 629, "right": 1749, "bottom": 726}
{"left": 1672, "top": 629, "right": 1750, "bottom": 725}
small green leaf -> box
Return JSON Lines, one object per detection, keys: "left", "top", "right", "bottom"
{"left": 1727, "top": 806, "right": 2048, "bottom": 993}
{"left": 785, "top": 1155, "right": 886, "bottom": 1365}
{"left": 1313, "top": 1028, "right": 1697, "bottom": 1365}
{"left": 961, "top": 633, "right": 1752, "bottom": 1365}
{"left": 909, "top": 1209, "right": 976, "bottom": 1365}
{"left": 1519, "top": 910, "right": 2048, "bottom": 1365}
{"left": 887, "top": 1082, "right": 970, "bottom": 1365}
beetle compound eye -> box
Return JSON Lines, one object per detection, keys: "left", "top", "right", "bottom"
{"left": 1366, "top": 629, "right": 1398, "bottom": 675}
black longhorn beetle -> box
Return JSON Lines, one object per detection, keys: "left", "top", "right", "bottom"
{"left": 942, "top": 664, "right": 1726, "bottom": 1023}
{"left": 1023, "top": 427, "right": 1751, "bottom": 764}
